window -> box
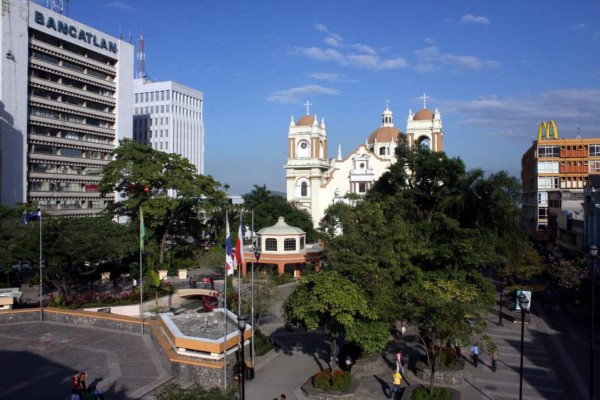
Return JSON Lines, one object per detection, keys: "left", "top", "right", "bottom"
{"left": 538, "top": 161, "right": 559, "bottom": 173}
{"left": 265, "top": 238, "right": 277, "bottom": 251}
{"left": 300, "top": 237, "right": 305, "bottom": 250}
{"left": 538, "top": 146, "right": 560, "bottom": 158}
{"left": 591, "top": 145, "right": 600, "bottom": 157}
{"left": 538, "top": 208, "right": 547, "bottom": 219}
{"left": 358, "top": 182, "right": 367, "bottom": 193}
{"left": 135, "top": 93, "right": 139, "bottom": 103}
{"left": 379, "top": 147, "right": 386, "bottom": 156}
{"left": 61, "top": 148, "right": 82, "bottom": 157}
{"left": 284, "top": 238, "right": 296, "bottom": 251}
{"left": 538, "top": 192, "right": 548, "bottom": 206}
{"left": 301, "top": 182, "right": 308, "bottom": 197}
{"left": 538, "top": 176, "right": 559, "bottom": 189}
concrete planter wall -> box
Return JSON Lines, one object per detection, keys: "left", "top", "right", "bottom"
{"left": 415, "top": 361, "right": 465, "bottom": 385}
{"left": 403, "top": 385, "right": 461, "bottom": 399}
{"left": 83, "top": 294, "right": 179, "bottom": 317}
{"left": 158, "top": 270, "right": 169, "bottom": 280}
{"left": 301, "top": 377, "right": 359, "bottom": 400}
{"left": 178, "top": 269, "right": 188, "bottom": 280}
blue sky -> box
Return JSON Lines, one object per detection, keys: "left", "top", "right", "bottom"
{"left": 67, "top": 0, "right": 600, "bottom": 195}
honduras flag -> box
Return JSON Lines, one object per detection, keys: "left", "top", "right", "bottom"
{"left": 23, "top": 209, "right": 42, "bottom": 224}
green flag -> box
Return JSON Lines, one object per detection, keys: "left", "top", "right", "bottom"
{"left": 140, "top": 207, "right": 145, "bottom": 252}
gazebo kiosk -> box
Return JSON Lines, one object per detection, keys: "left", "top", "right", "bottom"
{"left": 242, "top": 217, "right": 322, "bottom": 277}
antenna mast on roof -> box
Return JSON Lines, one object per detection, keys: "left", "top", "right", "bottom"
{"left": 46, "top": 0, "right": 69, "bottom": 16}
{"left": 136, "top": 31, "right": 146, "bottom": 79}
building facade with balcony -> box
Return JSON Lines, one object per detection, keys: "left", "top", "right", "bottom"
{"left": 284, "top": 100, "right": 444, "bottom": 226}
{"left": 133, "top": 78, "right": 204, "bottom": 174}
{"left": 521, "top": 121, "right": 600, "bottom": 239}
{"left": 0, "top": 1, "right": 133, "bottom": 216}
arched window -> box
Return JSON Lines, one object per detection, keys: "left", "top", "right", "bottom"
{"left": 284, "top": 238, "right": 296, "bottom": 251}
{"left": 265, "top": 238, "right": 277, "bottom": 251}
{"left": 379, "top": 147, "right": 386, "bottom": 156}
{"left": 301, "top": 182, "right": 308, "bottom": 197}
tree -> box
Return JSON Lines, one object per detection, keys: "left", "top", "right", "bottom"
{"left": 282, "top": 271, "right": 375, "bottom": 372}
{"left": 400, "top": 270, "right": 495, "bottom": 395}
{"left": 100, "top": 139, "right": 227, "bottom": 264}
{"left": 243, "top": 185, "right": 316, "bottom": 242}
{"left": 43, "top": 217, "right": 136, "bottom": 297}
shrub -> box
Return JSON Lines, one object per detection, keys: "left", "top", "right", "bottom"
{"left": 312, "top": 369, "right": 351, "bottom": 392}
{"left": 412, "top": 386, "right": 453, "bottom": 400}
{"left": 254, "top": 329, "right": 274, "bottom": 356}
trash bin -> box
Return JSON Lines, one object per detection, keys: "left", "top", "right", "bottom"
{"left": 245, "top": 360, "right": 254, "bottom": 380}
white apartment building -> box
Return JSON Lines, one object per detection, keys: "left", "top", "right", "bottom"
{"left": 133, "top": 78, "right": 204, "bottom": 174}
{"left": 0, "top": 0, "right": 133, "bottom": 216}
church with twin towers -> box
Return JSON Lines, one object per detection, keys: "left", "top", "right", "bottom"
{"left": 284, "top": 95, "right": 444, "bottom": 227}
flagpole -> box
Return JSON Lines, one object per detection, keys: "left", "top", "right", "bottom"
{"left": 251, "top": 209, "right": 255, "bottom": 367}
{"left": 39, "top": 212, "right": 43, "bottom": 322}
{"left": 224, "top": 211, "right": 229, "bottom": 390}
{"left": 140, "top": 207, "right": 145, "bottom": 335}
{"left": 237, "top": 212, "right": 242, "bottom": 318}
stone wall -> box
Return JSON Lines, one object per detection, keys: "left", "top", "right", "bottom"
{"left": 0, "top": 309, "right": 39, "bottom": 324}
{"left": 415, "top": 361, "right": 465, "bottom": 385}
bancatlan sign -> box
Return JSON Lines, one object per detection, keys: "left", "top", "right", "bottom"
{"left": 34, "top": 11, "right": 118, "bottom": 54}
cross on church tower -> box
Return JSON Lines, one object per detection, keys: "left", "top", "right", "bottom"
{"left": 419, "top": 93, "right": 430, "bottom": 109}
{"left": 304, "top": 100, "right": 312, "bottom": 115}
{"left": 385, "top": 99, "right": 390, "bottom": 109}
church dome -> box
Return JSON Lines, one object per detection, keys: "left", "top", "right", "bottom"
{"left": 258, "top": 217, "right": 305, "bottom": 235}
{"left": 297, "top": 115, "right": 315, "bottom": 126}
{"left": 367, "top": 126, "right": 401, "bottom": 144}
{"left": 413, "top": 109, "right": 435, "bottom": 121}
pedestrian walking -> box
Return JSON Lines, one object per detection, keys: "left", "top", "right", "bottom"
{"left": 490, "top": 352, "right": 497, "bottom": 372}
{"left": 395, "top": 351, "right": 403, "bottom": 373}
{"left": 388, "top": 370, "right": 402, "bottom": 398}
{"left": 471, "top": 343, "right": 480, "bottom": 367}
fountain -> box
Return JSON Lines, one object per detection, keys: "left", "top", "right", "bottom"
{"left": 158, "top": 307, "right": 250, "bottom": 361}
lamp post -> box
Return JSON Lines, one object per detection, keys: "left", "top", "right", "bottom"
{"left": 518, "top": 292, "right": 530, "bottom": 400}
{"left": 590, "top": 244, "right": 598, "bottom": 400}
{"left": 251, "top": 243, "right": 261, "bottom": 366}
{"left": 498, "top": 261, "right": 504, "bottom": 326}
{"left": 238, "top": 316, "right": 247, "bottom": 400}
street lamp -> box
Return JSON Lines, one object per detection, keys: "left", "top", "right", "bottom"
{"left": 251, "top": 243, "right": 261, "bottom": 366}
{"left": 589, "top": 244, "right": 597, "bottom": 400}
{"left": 238, "top": 316, "right": 248, "bottom": 400}
{"left": 518, "top": 292, "right": 530, "bottom": 400}
{"left": 498, "top": 261, "right": 505, "bottom": 326}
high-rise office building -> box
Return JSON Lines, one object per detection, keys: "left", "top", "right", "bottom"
{"left": 133, "top": 78, "right": 204, "bottom": 174}
{"left": 0, "top": 0, "right": 134, "bottom": 216}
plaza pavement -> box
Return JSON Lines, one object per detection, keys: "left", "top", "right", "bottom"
{"left": 0, "top": 321, "right": 171, "bottom": 400}
{"left": 245, "top": 282, "right": 586, "bottom": 400}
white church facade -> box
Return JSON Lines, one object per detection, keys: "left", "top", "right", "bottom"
{"left": 285, "top": 97, "right": 444, "bottom": 227}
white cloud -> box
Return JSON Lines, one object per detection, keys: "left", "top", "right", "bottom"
{"left": 352, "top": 43, "right": 377, "bottom": 55}
{"left": 443, "top": 88, "right": 600, "bottom": 141}
{"left": 105, "top": 1, "right": 132, "bottom": 10}
{"left": 293, "top": 46, "right": 408, "bottom": 70}
{"left": 414, "top": 46, "right": 499, "bottom": 72}
{"left": 324, "top": 37, "right": 341, "bottom": 47}
{"left": 293, "top": 47, "right": 346, "bottom": 63}
{"left": 266, "top": 85, "right": 340, "bottom": 103}
{"left": 313, "top": 23, "right": 343, "bottom": 42}
{"left": 424, "top": 37, "right": 435, "bottom": 45}
{"left": 571, "top": 23, "right": 600, "bottom": 39}
{"left": 298, "top": 23, "right": 408, "bottom": 70}
{"left": 308, "top": 72, "right": 357, "bottom": 83}
{"left": 460, "top": 14, "right": 490, "bottom": 25}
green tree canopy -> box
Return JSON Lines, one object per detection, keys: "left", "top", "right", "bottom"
{"left": 100, "top": 139, "right": 227, "bottom": 263}
{"left": 243, "top": 185, "right": 316, "bottom": 242}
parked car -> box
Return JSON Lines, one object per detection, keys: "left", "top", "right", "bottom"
{"left": 11, "top": 262, "right": 31, "bottom": 271}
